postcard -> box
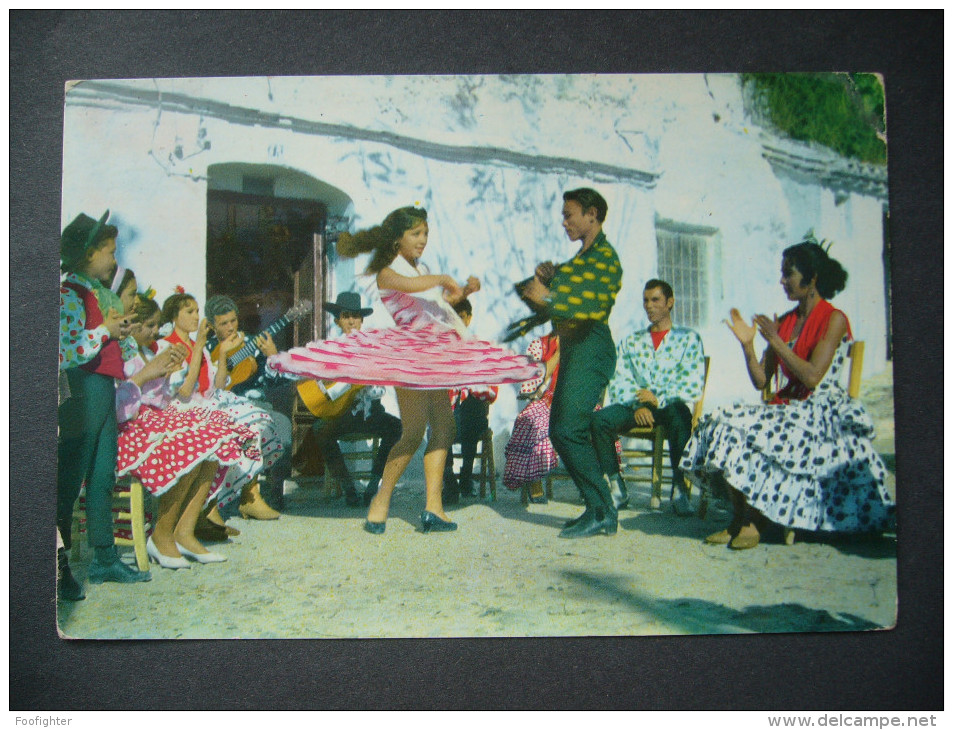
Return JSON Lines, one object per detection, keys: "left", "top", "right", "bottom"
{"left": 55, "top": 72, "right": 896, "bottom": 639}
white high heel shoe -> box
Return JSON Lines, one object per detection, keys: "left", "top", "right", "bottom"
{"left": 146, "top": 537, "right": 191, "bottom": 569}
{"left": 175, "top": 542, "right": 227, "bottom": 564}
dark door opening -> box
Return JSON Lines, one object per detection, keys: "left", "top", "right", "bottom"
{"left": 206, "top": 189, "right": 327, "bottom": 351}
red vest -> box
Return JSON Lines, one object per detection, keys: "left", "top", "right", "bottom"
{"left": 61, "top": 281, "right": 125, "bottom": 380}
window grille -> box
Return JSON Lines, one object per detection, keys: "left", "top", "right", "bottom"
{"left": 655, "top": 223, "right": 717, "bottom": 329}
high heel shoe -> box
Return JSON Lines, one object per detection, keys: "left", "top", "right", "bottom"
{"left": 363, "top": 520, "right": 386, "bottom": 534}
{"left": 175, "top": 542, "right": 227, "bottom": 563}
{"left": 146, "top": 536, "right": 191, "bottom": 569}
{"left": 420, "top": 511, "right": 457, "bottom": 533}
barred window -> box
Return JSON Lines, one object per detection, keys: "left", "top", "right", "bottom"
{"left": 655, "top": 220, "right": 720, "bottom": 329}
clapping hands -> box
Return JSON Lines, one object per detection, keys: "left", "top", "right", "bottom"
{"left": 105, "top": 307, "right": 134, "bottom": 340}
{"left": 726, "top": 308, "right": 782, "bottom": 346}
{"left": 725, "top": 308, "right": 757, "bottom": 346}
{"left": 140, "top": 343, "right": 188, "bottom": 381}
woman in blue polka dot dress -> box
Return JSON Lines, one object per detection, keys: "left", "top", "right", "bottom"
{"left": 680, "top": 240, "right": 895, "bottom": 550}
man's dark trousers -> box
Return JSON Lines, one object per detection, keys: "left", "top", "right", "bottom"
{"left": 311, "top": 402, "right": 402, "bottom": 488}
{"left": 592, "top": 400, "right": 693, "bottom": 495}
{"left": 548, "top": 322, "right": 616, "bottom": 515}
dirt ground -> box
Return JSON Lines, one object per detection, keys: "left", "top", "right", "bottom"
{"left": 56, "top": 370, "right": 897, "bottom": 640}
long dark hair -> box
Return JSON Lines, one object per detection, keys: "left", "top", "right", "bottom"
{"left": 337, "top": 206, "right": 428, "bottom": 274}
{"left": 782, "top": 240, "right": 848, "bottom": 299}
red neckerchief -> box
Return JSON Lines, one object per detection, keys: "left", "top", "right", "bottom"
{"left": 164, "top": 330, "right": 209, "bottom": 394}
{"left": 772, "top": 299, "right": 851, "bottom": 402}
{"left": 650, "top": 328, "right": 669, "bottom": 351}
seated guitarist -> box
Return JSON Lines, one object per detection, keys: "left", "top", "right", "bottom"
{"left": 204, "top": 294, "right": 294, "bottom": 516}
{"left": 297, "top": 292, "right": 402, "bottom": 507}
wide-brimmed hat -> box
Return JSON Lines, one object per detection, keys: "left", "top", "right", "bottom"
{"left": 324, "top": 291, "right": 373, "bottom": 317}
{"left": 61, "top": 210, "right": 111, "bottom": 269}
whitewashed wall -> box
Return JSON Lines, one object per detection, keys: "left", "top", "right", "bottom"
{"left": 62, "top": 73, "right": 891, "bottom": 438}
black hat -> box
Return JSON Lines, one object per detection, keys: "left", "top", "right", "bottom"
{"left": 325, "top": 291, "right": 373, "bottom": 317}
{"left": 61, "top": 210, "right": 111, "bottom": 270}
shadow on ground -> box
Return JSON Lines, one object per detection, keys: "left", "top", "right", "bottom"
{"left": 559, "top": 569, "right": 885, "bottom": 635}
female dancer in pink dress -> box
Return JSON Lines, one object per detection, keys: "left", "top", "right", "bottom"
{"left": 270, "top": 206, "right": 541, "bottom": 534}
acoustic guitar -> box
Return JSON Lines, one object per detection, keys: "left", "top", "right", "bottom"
{"left": 297, "top": 379, "right": 365, "bottom": 419}
{"left": 212, "top": 299, "right": 313, "bottom": 390}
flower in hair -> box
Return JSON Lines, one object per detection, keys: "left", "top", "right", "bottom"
{"left": 174, "top": 284, "right": 186, "bottom": 294}
{"left": 143, "top": 286, "right": 156, "bottom": 300}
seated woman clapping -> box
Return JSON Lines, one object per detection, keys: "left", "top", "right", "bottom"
{"left": 680, "top": 239, "right": 895, "bottom": 550}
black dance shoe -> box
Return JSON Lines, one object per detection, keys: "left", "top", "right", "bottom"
{"left": 558, "top": 508, "right": 617, "bottom": 539}
{"left": 88, "top": 549, "right": 152, "bottom": 584}
{"left": 563, "top": 509, "right": 594, "bottom": 529}
{"left": 57, "top": 548, "right": 85, "bottom": 601}
{"left": 420, "top": 511, "right": 458, "bottom": 533}
{"left": 363, "top": 520, "right": 386, "bottom": 535}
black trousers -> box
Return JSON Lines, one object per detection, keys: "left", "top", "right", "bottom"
{"left": 592, "top": 401, "right": 693, "bottom": 493}
{"left": 548, "top": 322, "right": 617, "bottom": 514}
{"left": 311, "top": 403, "right": 402, "bottom": 489}
{"left": 444, "top": 397, "right": 489, "bottom": 486}
{"left": 57, "top": 368, "right": 118, "bottom": 549}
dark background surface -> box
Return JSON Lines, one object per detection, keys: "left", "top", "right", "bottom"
{"left": 10, "top": 10, "right": 942, "bottom": 710}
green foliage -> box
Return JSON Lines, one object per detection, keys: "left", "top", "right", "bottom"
{"left": 743, "top": 73, "right": 886, "bottom": 165}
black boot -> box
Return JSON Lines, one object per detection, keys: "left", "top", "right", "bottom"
{"left": 363, "top": 477, "right": 382, "bottom": 507}
{"left": 57, "top": 547, "right": 85, "bottom": 601}
{"left": 608, "top": 473, "right": 629, "bottom": 509}
{"left": 88, "top": 546, "right": 151, "bottom": 584}
{"left": 559, "top": 506, "right": 617, "bottom": 538}
{"left": 442, "top": 470, "right": 460, "bottom": 506}
{"left": 343, "top": 482, "right": 362, "bottom": 507}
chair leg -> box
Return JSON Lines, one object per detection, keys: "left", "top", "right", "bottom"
{"left": 128, "top": 479, "right": 150, "bottom": 572}
{"left": 486, "top": 435, "right": 496, "bottom": 501}
{"left": 650, "top": 429, "right": 665, "bottom": 509}
{"left": 521, "top": 482, "right": 529, "bottom": 505}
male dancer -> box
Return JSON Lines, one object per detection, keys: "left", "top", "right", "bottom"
{"left": 520, "top": 188, "right": 623, "bottom": 537}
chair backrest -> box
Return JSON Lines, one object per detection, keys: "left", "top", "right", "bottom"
{"left": 692, "top": 356, "right": 712, "bottom": 429}
{"left": 846, "top": 340, "right": 864, "bottom": 399}
{"left": 762, "top": 339, "right": 865, "bottom": 401}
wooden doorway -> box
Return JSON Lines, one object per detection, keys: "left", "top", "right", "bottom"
{"left": 206, "top": 189, "right": 328, "bottom": 350}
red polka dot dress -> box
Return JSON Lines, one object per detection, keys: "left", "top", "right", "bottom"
{"left": 116, "top": 353, "right": 260, "bottom": 501}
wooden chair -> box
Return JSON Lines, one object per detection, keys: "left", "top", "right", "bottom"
{"left": 619, "top": 356, "right": 711, "bottom": 511}
{"left": 324, "top": 433, "right": 381, "bottom": 498}
{"left": 72, "top": 477, "right": 151, "bottom": 572}
{"left": 771, "top": 341, "right": 865, "bottom": 545}
{"left": 449, "top": 427, "right": 496, "bottom": 501}
{"left": 521, "top": 478, "right": 554, "bottom": 505}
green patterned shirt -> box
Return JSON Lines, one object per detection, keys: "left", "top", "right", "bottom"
{"left": 547, "top": 231, "right": 622, "bottom": 324}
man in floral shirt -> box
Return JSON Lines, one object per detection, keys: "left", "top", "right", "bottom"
{"left": 592, "top": 279, "right": 706, "bottom": 516}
